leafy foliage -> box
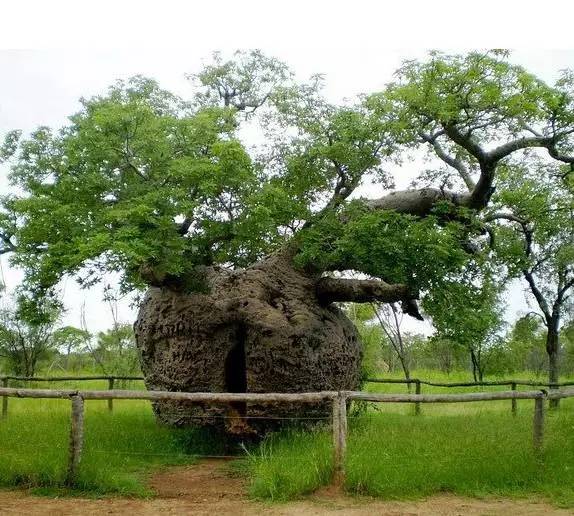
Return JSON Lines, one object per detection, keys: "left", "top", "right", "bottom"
{"left": 1, "top": 50, "right": 572, "bottom": 317}
{"left": 95, "top": 323, "right": 139, "bottom": 375}
{"left": 368, "top": 50, "right": 574, "bottom": 188}
{"left": 295, "top": 202, "right": 471, "bottom": 292}
{"left": 0, "top": 294, "right": 64, "bottom": 376}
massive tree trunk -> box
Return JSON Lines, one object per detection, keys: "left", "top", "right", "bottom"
{"left": 134, "top": 251, "right": 364, "bottom": 435}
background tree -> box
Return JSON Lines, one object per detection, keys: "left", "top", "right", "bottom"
{"left": 505, "top": 314, "right": 547, "bottom": 375}
{"left": 347, "top": 302, "right": 421, "bottom": 382}
{"left": 1, "top": 51, "right": 573, "bottom": 427}
{"left": 0, "top": 294, "right": 62, "bottom": 376}
{"left": 423, "top": 273, "right": 504, "bottom": 382}
{"left": 415, "top": 336, "right": 466, "bottom": 375}
{"left": 490, "top": 160, "right": 574, "bottom": 402}
{"left": 372, "top": 302, "right": 414, "bottom": 387}
{"left": 346, "top": 304, "right": 389, "bottom": 378}
{"left": 51, "top": 325, "right": 91, "bottom": 370}
{"left": 95, "top": 323, "right": 138, "bottom": 376}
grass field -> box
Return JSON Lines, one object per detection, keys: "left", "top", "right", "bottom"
{"left": 246, "top": 401, "right": 574, "bottom": 507}
{"left": 0, "top": 372, "right": 573, "bottom": 507}
{"left": 0, "top": 379, "right": 221, "bottom": 496}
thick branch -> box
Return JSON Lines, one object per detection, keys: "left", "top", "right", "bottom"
{"left": 365, "top": 188, "right": 470, "bottom": 217}
{"left": 439, "top": 125, "right": 500, "bottom": 210}
{"left": 547, "top": 144, "right": 574, "bottom": 164}
{"left": 178, "top": 217, "right": 193, "bottom": 236}
{"left": 0, "top": 233, "right": 16, "bottom": 255}
{"left": 439, "top": 125, "right": 574, "bottom": 210}
{"left": 442, "top": 124, "right": 574, "bottom": 165}
{"left": 316, "top": 277, "right": 412, "bottom": 305}
{"left": 522, "top": 269, "right": 552, "bottom": 323}
{"left": 419, "top": 132, "right": 475, "bottom": 191}
{"left": 520, "top": 127, "right": 574, "bottom": 164}
{"left": 442, "top": 124, "right": 488, "bottom": 162}
{"left": 487, "top": 136, "right": 553, "bottom": 162}
{"left": 467, "top": 162, "right": 496, "bottom": 209}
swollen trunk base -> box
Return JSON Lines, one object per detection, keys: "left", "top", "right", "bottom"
{"left": 134, "top": 253, "right": 362, "bottom": 435}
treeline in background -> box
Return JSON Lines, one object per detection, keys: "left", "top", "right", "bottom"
{"left": 1, "top": 290, "right": 573, "bottom": 382}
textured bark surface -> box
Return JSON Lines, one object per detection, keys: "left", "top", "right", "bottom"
{"left": 134, "top": 252, "right": 362, "bottom": 435}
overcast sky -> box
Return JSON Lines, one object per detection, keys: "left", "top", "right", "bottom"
{"left": 0, "top": 1, "right": 573, "bottom": 335}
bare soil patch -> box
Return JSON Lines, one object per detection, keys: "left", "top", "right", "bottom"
{"left": 0, "top": 459, "right": 570, "bottom": 515}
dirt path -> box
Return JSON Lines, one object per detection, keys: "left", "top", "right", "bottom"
{"left": 0, "top": 459, "right": 570, "bottom": 515}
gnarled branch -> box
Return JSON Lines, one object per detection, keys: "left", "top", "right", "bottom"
{"left": 316, "top": 276, "right": 423, "bottom": 319}
{"left": 316, "top": 276, "right": 412, "bottom": 304}
{"left": 419, "top": 132, "right": 475, "bottom": 191}
{"left": 365, "top": 188, "right": 470, "bottom": 217}
{"left": 442, "top": 123, "right": 488, "bottom": 162}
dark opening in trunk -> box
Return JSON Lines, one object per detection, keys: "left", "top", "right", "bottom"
{"left": 225, "top": 324, "right": 247, "bottom": 416}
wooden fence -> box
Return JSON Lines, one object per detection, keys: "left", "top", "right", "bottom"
{"left": 0, "top": 375, "right": 142, "bottom": 417}
{"left": 2, "top": 374, "right": 573, "bottom": 418}
{"left": 0, "top": 385, "right": 573, "bottom": 486}
{"left": 365, "top": 377, "right": 574, "bottom": 415}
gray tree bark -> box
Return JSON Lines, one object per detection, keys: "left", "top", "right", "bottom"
{"left": 134, "top": 251, "right": 366, "bottom": 435}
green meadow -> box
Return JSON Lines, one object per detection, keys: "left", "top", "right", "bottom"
{"left": 0, "top": 373, "right": 572, "bottom": 508}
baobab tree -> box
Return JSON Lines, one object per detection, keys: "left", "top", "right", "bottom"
{"left": 1, "top": 51, "right": 573, "bottom": 432}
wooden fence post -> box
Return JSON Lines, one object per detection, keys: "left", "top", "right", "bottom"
{"left": 533, "top": 395, "right": 545, "bottom": 454}
{"left": 2, "top": 378, "right": 8, "bottom": 419}
{"left": 332, "top": 393, "right": 347, "bottom": 486}
{"left": 510, "top": 382, "right": 516, "bottom": 416}
{"left": 107, "top": 378, "right": 114, "bottom": 413}
{"left": 415, "top": 380, "right": 421, "bottom": 416}
{"left": 66, "top": 394, "right": 84, "bottom": 486}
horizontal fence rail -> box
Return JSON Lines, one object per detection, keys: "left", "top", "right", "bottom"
{"left": 1, "top": 374, "right": 573, "bottom": 418}
{"left": 365, "top": 378, "right": 574, "bottom": 388}
{"left": 1, "top": 386, "right": 574, "bottom": 486}
{"left": 351, "top": 390, "right": 548, "bottom": 403}
{"left": 0, "top": 375, "right": 144, "bottom": 417}
{"left": 365, "top": 377, "right": 574, "bottom": 415}
{"left": 0, "top": 375, "right": 143, "bottom": 382}
{"left": 0, "top": 388, "right": 338, "bottom": 403}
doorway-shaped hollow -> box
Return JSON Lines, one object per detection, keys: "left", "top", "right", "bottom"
{"left": 224, "top": 325, "right": 247, "bottom": 418}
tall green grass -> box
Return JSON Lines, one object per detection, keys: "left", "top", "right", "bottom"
{"left": 245, "top": 397, "right": 574, "bottom": 507}
{"left": 0, "top": 396, "right": 223, "bottom": 496}
{"left": 1, "top": 371, "right": 573, "bottom": 505}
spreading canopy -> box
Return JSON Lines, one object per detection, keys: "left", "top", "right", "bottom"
{"left": 1, "top": 50, "right": 573, "bottom": 313}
